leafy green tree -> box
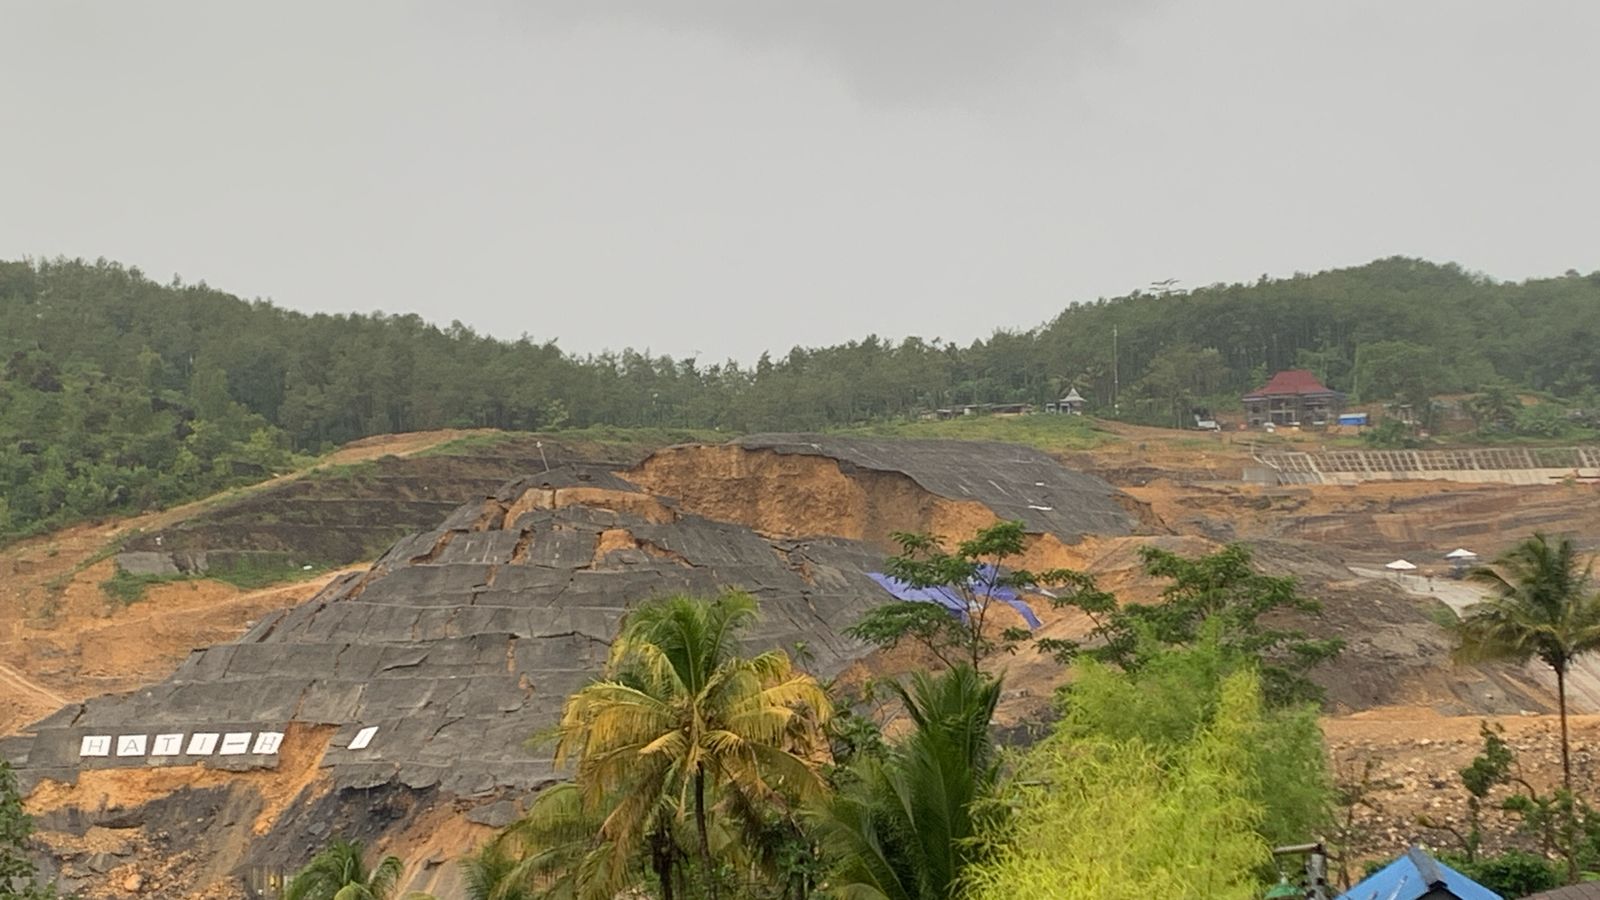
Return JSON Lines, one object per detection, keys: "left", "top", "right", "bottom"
{"left": 284, "top": 838, "right": 416, "bottom": 900}
{"left": 1041, "top": 544, "right": 1344, "bottom": 707}
{"left": 1054, "top": 636, "right": 1332, "bottom": 848}
{"left": 1134, "top": 344, "right": 1228, "bottom": 428}
{"left": 0, "top": 761, "right": 63, "bottom": 899}
{"left": 1457, "top": 533, "right": 1600, "bottom": 792}
{"left": 847, "top": 520, "right": 1054, "bottom": 673}
{"left": 552, "top": 592, "right": 832, "bottom": 900}
{"left": 964, "top": 667, "right": 1273, "bottom": 899}
{"left": 1449, "top": 722, "right": 1514, "bottom": 861}
{"left": 1354, "top": 340, "right": 1450, "bottom": 405}
{"left": 1513, "top": 403, "right": 1574, "bottom": 439}
{"left": 1360, "top": 419, "right": 1422, "bottom": 449}
{"left": 810, "top": 665, "right": 1001, "bottom": 900}
{"left": 1432, "top": 717, "right": 1595, "bottom": 885}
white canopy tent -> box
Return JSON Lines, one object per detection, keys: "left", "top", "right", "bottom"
{"left": 1445, "top": 548, "right": 1480, "bottom": 578}
{"left": 1385, "top": 559, "right": 1418, "bottom": 571}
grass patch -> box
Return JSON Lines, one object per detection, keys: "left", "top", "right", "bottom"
{"left": 416, "top": 426, "right": 731, "bottom": 458}
{"left": 1425, "top": 600, "right": 1462, "bottom": 630}
{"left": 831, "top": 415, "right": 1117, "bottom": 451}
{"left": 100, "top": 569, "right": 188, "bottom": 604}
{"left": 551, "top": 424, "right": 729, "bottom": 446}
{"left": 43, "top": 530, "right": 141, "bottom": 599}
{"left": 412, "top": 430, "right": 525, "bottom": 458}
{"left": 100, "top": 555, "right": 333, "bottom": 605}
{"left": 306, "top": 459, "right": 380, "bottom": 478}
{"left": 208, "top": 556, "right": 333, "bottom": 591}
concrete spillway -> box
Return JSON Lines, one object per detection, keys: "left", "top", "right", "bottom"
{"left": 1255, "top": 446, "right": 1600, "bottom": 486}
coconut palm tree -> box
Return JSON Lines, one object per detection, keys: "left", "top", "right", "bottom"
{"left": 465, "top": 781, "right": 657, "bottom": 900}
{"left": 810, "top": 665, "right": 1002, "bottom": 900}
{"left": 1467, "top": 383, "right": 1520, "bottom": 432}
{"left": 285, "top": 838, "right": 411, "bottom": 900}
{"left": 553, "top": 591, "right": 833, "bottom": 900}
{"left": 461, "top": 840, "right": 528, "bottom": 900}
{"left": 1458, "top": 533, "right": 1600, "bottom": 792}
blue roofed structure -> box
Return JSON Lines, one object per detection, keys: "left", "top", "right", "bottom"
{"left": 1336, "top": 847, "right": 1502, "bottom": 900}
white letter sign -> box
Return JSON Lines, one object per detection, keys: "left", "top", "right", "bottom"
{"left": 186, "top": 732, "right": 220, "bottom": 755}
{"left": 116, "top": 735, "right": 148, "bottom": 757}
{"left": 348, "top": 726, "right": 378, "bottom": 751}
{"left": 152, "top": 733, "right": 186, "bottom": 756}
{"left": 251, "top": 732, "right": 284, "bottom": 755}
{"left": 79, "top": 735, "right": 111, "bottom": 757}
{"left": 219, "top": 732, "right": 253, "bottom": 755}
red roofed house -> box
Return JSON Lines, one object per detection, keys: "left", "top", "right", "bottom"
{"left": 1242, "top": 369, "right": 1344, "bottom": 428}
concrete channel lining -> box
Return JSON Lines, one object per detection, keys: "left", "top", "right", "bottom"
{"left": 1256, "top": 446, "right": 1600, "bottom": 486}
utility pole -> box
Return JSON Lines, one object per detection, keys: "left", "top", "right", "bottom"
{"left": 1112, "top": 325, "right": 1119, "bottom": 417}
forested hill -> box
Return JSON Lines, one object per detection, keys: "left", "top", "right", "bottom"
{"left": 3, "top": 255, "right": 1599, "bottom": 539}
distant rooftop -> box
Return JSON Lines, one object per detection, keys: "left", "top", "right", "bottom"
{"left": 1243, "top": 368, "right": 1338, "bottom": 399}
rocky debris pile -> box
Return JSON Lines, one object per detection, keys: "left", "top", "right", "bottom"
{"left": 1327, "top": 717, "right": 1600, "bottom": 862}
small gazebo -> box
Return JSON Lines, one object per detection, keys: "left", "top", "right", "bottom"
{"left": 1445, "top": 548, "right": 1478, "bottom": 578}
{"left": 1385, "top": 559, "right": 1418, "bottom": 581}
{"left": 1047, "top": 388, "right": 1086, "bottom": 415}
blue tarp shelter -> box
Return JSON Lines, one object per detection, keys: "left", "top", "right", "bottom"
{"left": 868, "top": 564, "right": 1042, "bottom": 628}
{"left": 1338, "top": 413, "right": 1370, "bottom": 426}
{"left": 1336, "top": 847, "right": 1501, "bottom": 900}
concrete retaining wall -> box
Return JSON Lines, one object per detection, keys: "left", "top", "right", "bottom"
{"left": 1255, "top": 446, "right": 1600, "bottom": 486}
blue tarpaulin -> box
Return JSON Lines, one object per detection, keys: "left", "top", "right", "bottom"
{"left": 868, "top": 564, "right": 1042, "bottom": 629}
{"left": 1337, "top": 413, "right": 1369, "bottom": 426}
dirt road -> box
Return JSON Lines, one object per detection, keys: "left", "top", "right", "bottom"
{"left": 0, "top": 661, "right": 64, "bottom": 709}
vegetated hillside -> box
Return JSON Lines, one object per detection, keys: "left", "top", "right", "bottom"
{"left": 4, "top": 255, "right": 1599, "bottom": 541}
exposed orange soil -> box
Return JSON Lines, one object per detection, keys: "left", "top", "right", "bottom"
{"left": 380, "top": 803, "right": 498, "bottom": 899}
{"left": 629, "top": 444, "right": 999, "bottom": 547}
{"left": 27, "top": 722, "right": 339, "bottom": 900}
{"left": 628, "top": 443, "right": 1103, "bottom": 574}
{"left": 501, "top": 484, "right": 677, "bottom": 528}
{"left": 0, "top": 562, "right": 362, "bottom": 737}
{"left": 0, "top": 430, "right": 474, "bottom": 736}
{"left": 26, "top": 721, "right": 337, "bottom": 836}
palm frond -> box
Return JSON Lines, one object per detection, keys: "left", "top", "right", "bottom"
{"left": 367, "top": 855, "right": 405, "bottom": 899}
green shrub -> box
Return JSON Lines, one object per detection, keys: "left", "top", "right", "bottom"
{"left": 1442, "top": 850, "right": 1561, "bottom": 898}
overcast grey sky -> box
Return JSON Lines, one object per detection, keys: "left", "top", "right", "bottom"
{"left": 4, "top": 2, "right": 1597, "bottom": 361}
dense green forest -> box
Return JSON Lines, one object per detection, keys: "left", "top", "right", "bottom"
{"left": 3, "top": 255, "right": 1599, "bottom": 540}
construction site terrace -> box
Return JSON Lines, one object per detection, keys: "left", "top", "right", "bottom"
{"left": 4, "top": 418, "right": 1599, "bottom": 899}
